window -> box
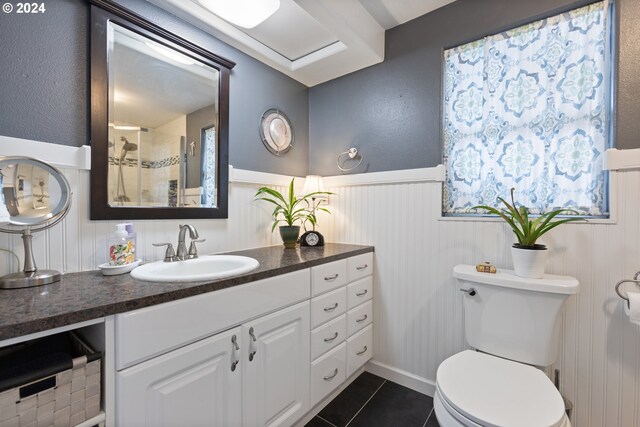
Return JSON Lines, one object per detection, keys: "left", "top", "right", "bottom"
{"left": 442, "top": 2, "right": 613, "bottom": 217}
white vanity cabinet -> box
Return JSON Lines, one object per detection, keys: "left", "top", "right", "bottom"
{"left": 114, "top": 270, "right": 311, "bottom": 427}
{"left": 111, "top": 252, "right": 373, "bottom": 427}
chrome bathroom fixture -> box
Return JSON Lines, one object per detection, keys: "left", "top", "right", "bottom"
{"left": 260, "top": 108, "right": 294, "bottom": 156}
{"left": 114, "top": 136, "right": 138, "bottom": 203}
{"left": 0, "top": 157, "right": 72, "bottom": 289}
{"left": 337, "top": 147, "right": 363, "bottom": 172}
{"left": 614, "top": 271, "right": 640, "bottom": 308}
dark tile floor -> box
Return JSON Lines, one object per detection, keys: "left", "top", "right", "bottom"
{"left": 306, "top": 372, "right": 439, "bottom": 427}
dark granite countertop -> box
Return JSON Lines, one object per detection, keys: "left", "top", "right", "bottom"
{"left": 0, "top": 243, "right": 373, "bottom": 341}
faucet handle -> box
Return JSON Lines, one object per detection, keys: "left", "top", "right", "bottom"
{"left": 153, "top": 242, "right": 176, "bottom": 262}
{"left": 188, "top": 239, "right": 206, "bottom": 259}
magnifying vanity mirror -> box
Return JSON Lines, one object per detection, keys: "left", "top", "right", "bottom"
{"left": 90, "top": 0, "right": 235, "bottom": 219}
{"left": 0, "top": 157, "right": 72, "bottom": 289}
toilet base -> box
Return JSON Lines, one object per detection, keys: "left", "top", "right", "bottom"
{"left": 434, "top": 386, "right": 572, "bottom": 427}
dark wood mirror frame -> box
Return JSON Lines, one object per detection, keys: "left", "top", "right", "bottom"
{"left": 89, "top": 0, "right": 235, "bottom": 220}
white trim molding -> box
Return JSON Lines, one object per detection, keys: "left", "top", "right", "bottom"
{"left": 229, "top": 165, "right": 300, "bottom": 187}
{"left": 604, "top": 148, "right": 640, "bottom": 171}
{"left": 323, "top": 165, "right": 444, "bottom": 188}
{"left": 0, "top": 135, "right": 91, "bottom": 170}
{"left": 365, "top": 360, "right": 436, "bottom": 397}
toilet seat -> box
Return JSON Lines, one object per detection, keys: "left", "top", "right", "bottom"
{"left": 436, "top": 350, "right": 567, "bottom": 427}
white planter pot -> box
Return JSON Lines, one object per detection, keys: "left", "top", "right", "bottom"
{"left": 511, "top": 245, "right": 548, "bottom": 279}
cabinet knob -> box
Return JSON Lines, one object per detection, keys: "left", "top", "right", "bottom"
{"left": 356, "top": 346, "right": 368, "bottom": 356}
{"left": 356, "top": 264, "right": 368, "bottom": 271}
{"left": 324, "top": 274, "right": 339, "bottom": 281}
{"left": 355, "top": 289, "right": 368, "bottom": 297}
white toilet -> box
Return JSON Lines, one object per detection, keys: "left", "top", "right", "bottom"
{"left": 434, "top": 264, "right": 579, "bottom": 427}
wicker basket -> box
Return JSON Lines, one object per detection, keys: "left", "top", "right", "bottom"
{"left": 0, "top": 332, "right": 101, "bottom": 427}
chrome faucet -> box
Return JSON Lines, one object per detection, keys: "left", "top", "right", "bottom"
{"left": 153, "top": 224, "right": 205, "bottom": 262}
{"left": 177, "top": 224, "right": 199, "bottom": 261}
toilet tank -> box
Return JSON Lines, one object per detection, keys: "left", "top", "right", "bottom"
{"left": 453, "top": 265, "right": 579, "bottom": 367}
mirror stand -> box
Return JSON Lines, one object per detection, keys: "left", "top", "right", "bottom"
{"left": 0, "top": 229, "right": 61, "bottom": 289}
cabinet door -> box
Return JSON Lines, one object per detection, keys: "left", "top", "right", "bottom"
{"left": 243, "top": 301, "right": 310, "bottom": 427}
{"left": 116, "top": 327, "right": 242, "bottom": 427}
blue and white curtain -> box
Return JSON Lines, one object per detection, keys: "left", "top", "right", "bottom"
{"left": 202, "top": 126, "right": 216, "bottom": 207}
{"left": 443, "top": 2, "right": 610, "bottom": 216}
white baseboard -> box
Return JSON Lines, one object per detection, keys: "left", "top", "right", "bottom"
{"left": 365, "top": 360, "right": 436, "bottom": 397}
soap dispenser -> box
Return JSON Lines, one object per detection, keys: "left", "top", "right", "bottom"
{"left": 109, "top": 223, "right": 135, "bottom": 266}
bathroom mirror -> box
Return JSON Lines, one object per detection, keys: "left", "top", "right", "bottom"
{"left": 90, "top": 0, "right": 235, "bottom": 219}
{"left": 0, "top": 156, "right": 72, "bottom": 288}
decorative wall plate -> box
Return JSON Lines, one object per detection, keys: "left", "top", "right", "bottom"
{"left": 260, "top": 108, "right": 294, "bottom": 156}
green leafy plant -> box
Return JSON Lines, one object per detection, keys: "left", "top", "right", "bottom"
{"left": 255, "top": 178, "right": 333, "bottom": 232}
{"left": 473, "top": 188, "right": 583, "bottom": 248}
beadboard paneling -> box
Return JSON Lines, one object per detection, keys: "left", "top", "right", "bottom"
{"left": 0, "top": 169, "right": 283, "bottom": 274}
{"left": 321, "top": 171, "right": 640, "bottom": 427}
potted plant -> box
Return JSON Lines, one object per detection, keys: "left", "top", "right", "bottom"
{"left": 473, "top": 188, "right": 582, "bottom": 278}
{"left": 255, "top": 178, "right": 332, "bottom": 249}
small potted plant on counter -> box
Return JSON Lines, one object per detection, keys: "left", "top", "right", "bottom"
{"left": 473, "top": 188, "right": 582, "bottom": 278}
{"left": 255, "top": 178, "right": 333, "bottom": 249}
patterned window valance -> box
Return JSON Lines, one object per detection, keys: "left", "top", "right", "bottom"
{"left": 442, "top": 2, "right": 612, "bottom": 217}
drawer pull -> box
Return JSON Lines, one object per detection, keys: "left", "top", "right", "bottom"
{"left": 324, "top": 303, "right": 339, "bottom": 312}
{"left": 324, "top": 332, "right": 339, "bottom": 343}
{"left": 231, "top": 335, "right": 240, "bottom": 371}
{"left": 356, "top": 264, "right": 368, "bottom": 271}
{"left": 356, "top": 346, "right": 368, "bottom": 356}
{"left": 356, "top": 314, "right": 368, "bottom": 323}
{"left": 324, "top": 274, "right": 339, "bottom": 281}
{"left": 248, "top": 327, "right": 257, "bottom": 362}
{"left": 323, "top": 368, "right": 339, "bottom": 381}
{"left": 356, "top": 289, "right": 368, "bottom": 297}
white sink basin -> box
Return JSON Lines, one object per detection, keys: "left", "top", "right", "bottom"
{"left": 130, "top": 255, "right": 260, "bottom": 282}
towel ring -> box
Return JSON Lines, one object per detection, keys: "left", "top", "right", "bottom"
{"left": 337, "top": 147, "right": 363, "bottom": 172}
{"left": 615, "top": 271, "right": 640, "bottom": 308}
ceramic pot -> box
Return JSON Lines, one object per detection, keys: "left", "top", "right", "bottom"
{"left": 511, "top": 244, "right": 548, "bottom": 279}
{"left": 279, "top": 226, "right": 300, "bottom": 249}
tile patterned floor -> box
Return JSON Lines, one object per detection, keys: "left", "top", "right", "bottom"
{"left": 306, "top": 372, "right": 439, "bottom": 427}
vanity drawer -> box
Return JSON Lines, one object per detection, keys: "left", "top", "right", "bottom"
{"left": 347, "top": 300, "right": 372, "bottom": 337}
{"left": 311, "top": 343, "right": 346, "bottom": 408}
{"left": 347, "top": 253, "right": 373, "bottom": 282}
{"left": 311, "top": 259, "right": 348, "bottom": 296}
{"left": 311, "top": 314, "right": 346, "bottom": 360}
{"left": 311, "top": 287, "right": 347, "bottom": 329}
{"left": 347, "top": 276, "right": 373, "bottom": 310}
{"left": 346, "top": 324, "right": 373, "bottom": 378}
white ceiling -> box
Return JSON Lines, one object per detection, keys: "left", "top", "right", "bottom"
{"left": 146, "top": 0, "right": 456, "bottom": 87}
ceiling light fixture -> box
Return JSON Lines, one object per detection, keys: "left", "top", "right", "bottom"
{"left": 198, "top": 0, "right": 280, "bottom": 29}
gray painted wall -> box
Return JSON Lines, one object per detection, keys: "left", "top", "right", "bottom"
{"left": 0, "top": 0, "right": 309, "bottom": 176}
{"left": 309, "top": 0, "right": 640, "bottom": 175}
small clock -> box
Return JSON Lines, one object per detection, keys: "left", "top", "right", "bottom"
{"left": 300, "top": 230, "right": 324, "bottom": 247}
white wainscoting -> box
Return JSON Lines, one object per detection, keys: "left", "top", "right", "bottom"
{"left": 320, "top": 168, "right": 640, "bottom": 427}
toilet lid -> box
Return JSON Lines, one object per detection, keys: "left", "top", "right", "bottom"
{"left": 436, "top": 351, "right": 566, "bottom": 427}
